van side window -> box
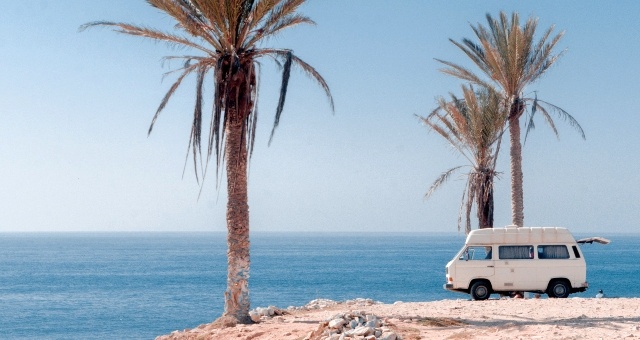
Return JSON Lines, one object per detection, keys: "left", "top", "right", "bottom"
{"left": 498, "top": 245, "right": 534, "bottom": 259}
{"left": 572, "top": 245, "right": 581, "bottom": 258}
{"left": 538, "top": 245, "right": 570, "bottom": 259}
{"left": 459, "top": 246, "right": 492, "bottom": 261}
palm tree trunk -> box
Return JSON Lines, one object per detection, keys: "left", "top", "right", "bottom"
{"left": 477, "top": 171, "right": 494, "bottom": 229}
{"left": 222, "top": 115, "right": 252, "bottom": 324}
{"left": 508, "top": 113, "right": 524, "bottom": 227}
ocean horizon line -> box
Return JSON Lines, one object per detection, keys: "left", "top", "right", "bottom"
{"left": 0, "top": 229, "right": 636, "bottom": 235}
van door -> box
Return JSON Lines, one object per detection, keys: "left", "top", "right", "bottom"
{"left": 494, "top": 245, "right": 535, "bottom": 291}
{"left": 454, "top": 246, "right": 495, "bottom": 289}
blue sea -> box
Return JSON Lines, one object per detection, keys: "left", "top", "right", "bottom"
{"left": 0, "top": 232, "right": 637, "bottom": 339}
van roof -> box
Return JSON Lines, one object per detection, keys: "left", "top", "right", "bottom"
{"left": 466, "top": 227, "right": 577, "bottom": 245}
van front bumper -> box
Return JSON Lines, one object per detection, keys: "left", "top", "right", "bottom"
{"left": 444, "top": 283, "right": 454, "bottom": 290}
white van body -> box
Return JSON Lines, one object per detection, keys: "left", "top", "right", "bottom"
{"left": 444, "top": 226, "right": 589, "bottom": 300}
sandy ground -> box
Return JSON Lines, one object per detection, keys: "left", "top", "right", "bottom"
{"left": 157, "top": 297, "right": 640, "bottom": 339}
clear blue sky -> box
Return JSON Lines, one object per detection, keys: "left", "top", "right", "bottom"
{"left": 1, "top": 1, "right": 639, "bottom": 233}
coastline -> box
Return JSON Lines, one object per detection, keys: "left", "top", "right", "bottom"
{"left": 156, "top": 297, "right": 640, "bottom": 339}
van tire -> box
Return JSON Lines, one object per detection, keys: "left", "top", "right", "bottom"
{"left": 547, "top": 280, "right": 570, "bottom": 298}
{"left": 470, "top": 281, "right": 491, "bottom": 300}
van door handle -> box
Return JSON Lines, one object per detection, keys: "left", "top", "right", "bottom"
{"left": 487, "top": 265, "right": 494, "bottom": 268}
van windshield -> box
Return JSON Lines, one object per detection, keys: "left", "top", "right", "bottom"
{"left": 459, "top": 246, "right": 492, "bottom": 260}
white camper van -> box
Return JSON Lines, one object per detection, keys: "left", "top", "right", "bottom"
{"left": 444, "top": 226, "right": 604, "bottom": 300}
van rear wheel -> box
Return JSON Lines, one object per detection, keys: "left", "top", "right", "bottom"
{"left": 470, "top": 281, "right": 491, "bottom": 300}
{"left": 547, "top": 280, "right": 570, "bottom": 298}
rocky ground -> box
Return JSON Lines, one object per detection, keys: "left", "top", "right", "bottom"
{"left": 156, "top": 297, "right": 640, "bottom": 339}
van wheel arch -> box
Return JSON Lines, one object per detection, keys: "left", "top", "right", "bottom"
{"left": 469, "top": 280, "right": 492, "bottom": 301}
{"left": 547, "top": 279, "right": 571, "bottom": 298}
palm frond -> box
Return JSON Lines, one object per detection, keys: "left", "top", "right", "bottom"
{"left": 183, "top": 66, "right": 208, "bottom": 184}
{"left": 260, "top": 0, "right": 306, "bottom": 36}
{"left": 148, "top": 62, "right": 201, "bottom": 135}
{"left": 523, "top": 92, "right": 539, "bottom": 144}
{"left": 425, "top": 166, "right": 466, "bottom": 200}
{"left": 148, "top": 0, "right": 221, "bottom": 49}
{"left": 290, "top": 54, "right": 334, "bottom": 111}
{"left": 464, "top": 175, "right": 477, "bottom": 234}
{"left": 534, "top": 98, "right": 585, "bottom": 139}
{"left": 436, "top": 59, "right": 494, "bottom": 90}
{"left": 80, "top": 21, "right": 217, "bottom": 54}
{"left": 268, "top": 50, "right": 292, "bottom": 145}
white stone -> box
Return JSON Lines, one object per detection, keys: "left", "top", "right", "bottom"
{"left": 328, "top": 318, "right": 346, "bottom": 329}
{"left": 351, "top": 326, "right": 374, "bottom": 336}
{"left": 249, "top": 311, "right": 261, "bottom": 323}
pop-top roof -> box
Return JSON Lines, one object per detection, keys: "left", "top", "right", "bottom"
{"left": 465, "top": 227, "right": 576, "bottom": 245}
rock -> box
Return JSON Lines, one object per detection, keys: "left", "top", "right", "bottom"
{"left": 249, "top": 311, "right": 261, "bottom": 323}
{"left": 350, "top": 325, "right": 374, "bottom": 336}
{"left": 349, "top": 319, "right": 359, "bottom": 329}
{"left": 329, "top": 313, "right": 345, "bottom": 321}
{"left": 257, "top": 299, "right": 397, "bottom": 339}
{"left": 328, "top": 318, "right": 347, "bottom": 329}
{"left": 366, "top": 319, "right": 382, "bottom": 328}
{"left": 266, "top": 306, "right": 275, "bottom": 316}
{"left": 379, "top": 332, "right": 397, "bottom": 340}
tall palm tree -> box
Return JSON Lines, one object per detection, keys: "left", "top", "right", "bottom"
{"left": 420, "top": 85, "right": 506, "bottom": 234}
{"left": 437, "top": 12, "right": 584, "bottom": 227}
{"left": 81, "top": 0, "right": 333, "bottom": 325}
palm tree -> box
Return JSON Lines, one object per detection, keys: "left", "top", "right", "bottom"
{"left": 81, "top": 0, "right": 333, "bottom": 325}
{"left": 420, "top": 85, "right": 506, "bottom": 234}
{"left": 437, "top": 12, "right": 584, "bottom": 227}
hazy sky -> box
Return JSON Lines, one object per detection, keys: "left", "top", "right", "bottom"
{"left": 1, "top": 1, "right": 639, "bottom": 234}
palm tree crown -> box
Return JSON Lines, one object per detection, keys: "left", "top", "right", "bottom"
{"left": 82, "top": 0, "right": 333, "bottom": 180}
{"left": 421, "top": 85, "right": 506, "bottom": 233}
{"left": 438, "top": 12, "right": 563, "bottom": 107}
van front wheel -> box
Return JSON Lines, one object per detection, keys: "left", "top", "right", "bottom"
{"left": 470, "top": 281, "right": 491, "bottom": 300}
{"left": 547, "top": 280, "right": 570, "bottom": 298}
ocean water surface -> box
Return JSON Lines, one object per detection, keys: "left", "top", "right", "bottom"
{"left": 0, "top": 232, "right": 637, "bottom": 339}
